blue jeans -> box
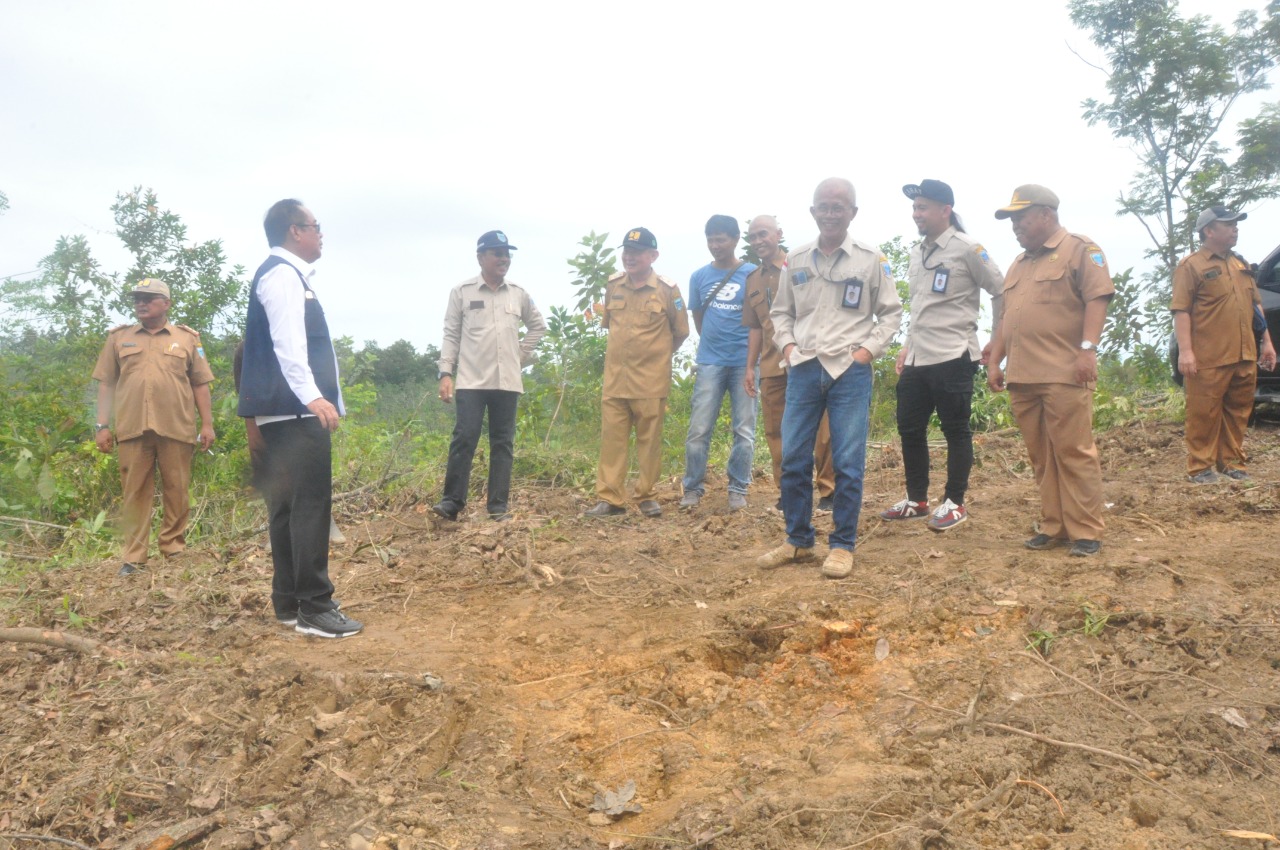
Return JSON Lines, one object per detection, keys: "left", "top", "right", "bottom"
{"left": 682, "top": 363, "right": 756, "bottom": 495}
{"left": 780, "top": 359, "right": 872, "bottom": 550}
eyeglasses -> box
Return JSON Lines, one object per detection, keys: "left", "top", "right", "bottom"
{"left": 813, "top": 204, "right": 851, "bottom": 216}
{"left": 294, "top": 222, "right": 322, "bottom": 233}
{"left": 483, "top": 248, "right": 511, "bottom": 258}
{"left": 132, "top": 294, "right": 164, "bottom": 303}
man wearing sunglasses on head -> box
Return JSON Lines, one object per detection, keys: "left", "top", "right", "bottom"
{"left": 435, "top": 231, "right": 546, "bottom": 523}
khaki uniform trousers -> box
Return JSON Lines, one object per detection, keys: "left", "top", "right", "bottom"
{"left": 597, "top": 397, "right": 666, "bottom": 507}
{"left": 1008, "top": 383, "right": 1105, "bottom": 542}
{"left": 1184, "top": 360, "right": 1255, "bottom": 475}
{"left": 117, "top": 431, "right": 195, "bottom": 564}
{"left": 760, "top": 374, "right": 834, "bottom": 496}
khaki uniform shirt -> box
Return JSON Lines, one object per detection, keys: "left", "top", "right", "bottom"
{"left": 771, "top": 234, "right": 903, "bottom": 379}
{"left": 999, "top": 227, "right": 1115, "bottom": 385}
{"left": 92, "top": 322, "right": 215, "bottom": 443}
{"left": 742, "top": 253, "right": 787, "bottom": 379}
{"left": 439, "top": 276, "right": 547, "bottom": 393}
{"left": 1170, "top": 246, "right": 1260, "bottom": 369}
{"left": 601, "top": 270, "right": 690, "bottom": 399}
{"left": 904, "top": 227, "right": 1005, "bottom": 366}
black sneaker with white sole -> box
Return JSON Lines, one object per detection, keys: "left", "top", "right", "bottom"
{"left": 275, "top": 611, "right": 298, "bottom": 627}
{"left": 296, "top": 609, "right": 363, "bottom": 638}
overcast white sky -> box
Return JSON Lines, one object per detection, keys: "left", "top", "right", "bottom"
{"left": 3, "top": 0, "right": 1277, "bottom": 355}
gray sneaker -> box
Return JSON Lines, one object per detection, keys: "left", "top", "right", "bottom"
{"left": 679, "top": 491, "right": 701, "bottom": 509}
{"left": 1188, "top": 469, "right": 1223, "bottom": 484}
{"left": 296, "top": 608, "right": 364, "bottom": 639}
{"left": 728, "top": 492, "right": 747, "bottom": 512}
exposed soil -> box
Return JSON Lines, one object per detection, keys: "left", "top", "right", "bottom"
{"left": 4, "top": 419, "right": 1280, "bottom": 850}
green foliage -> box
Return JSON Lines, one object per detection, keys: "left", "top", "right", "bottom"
{"left": 1069, "top": 0, "right": 1280, "bottom": 342}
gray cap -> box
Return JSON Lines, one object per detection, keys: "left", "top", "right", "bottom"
{"left": 1195, "top": 205, "right": 1247, "bottom": 232}
{"left": 994, "top": 184, "right": 1060, "bottom": 220}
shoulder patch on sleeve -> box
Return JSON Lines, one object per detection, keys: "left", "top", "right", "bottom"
{"left": 879, "top": 255, "right": 893, "bottom": 279}
{"left": 1086, "top": 247, "right": 1106, "bottom": 268}
{"left": 972, "top": 244, "right": 992, "bottom": 264}
{"left": 607, "top": 270, "right": 626, "bottom": 282}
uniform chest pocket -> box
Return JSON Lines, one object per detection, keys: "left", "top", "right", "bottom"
{"left": 163, "top": 346, "right": 189, "bottom": 374}
{"left": 618, "top": 300, "right": 664, "bottom": 327}
{"left": 463, "top": 305, "right": 494, "bottom": 331}
{"left": 1196, "top": 272, "right": 1233, "bottom": 307}
{"left": 1032, "top": 265, "right": 1072, "bottom": 305}
{"left": 118, "top": 345, "right": 145, "bottom": 373}
{"left": 502, "top": 303, "right": 522, "bottom": 328}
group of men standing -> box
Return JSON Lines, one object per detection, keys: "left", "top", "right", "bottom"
{"left": 88, "top": 184, "right": 1276, "bottom": 631}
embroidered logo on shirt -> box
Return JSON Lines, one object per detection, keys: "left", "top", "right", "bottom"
{"left": 1090, "top": 252, "right": 1106, "bottom": 268}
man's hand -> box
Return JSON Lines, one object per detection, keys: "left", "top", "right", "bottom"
{"left": 782, "top": 343, "right": 795, "bottom": 368}
{"left": 987, "top": 363, "right": 1006, "bottom": 393}
{"left": 439, "top": 375, "right": 455, "bottom": 404}
{"left": 198, "top": 424, "right": 216, "bottom": 451}
{"left": 852, "top": 347, "right": 872, "bottom": 365}
{"left": 742, "top": 369, "right": 757, "bottom": 398}
{"left": 1177, "top": 347, "right": 1198, "bottom": 379}
{"left": 1075, "top": 349, "right": 1099, "bottom": 384}
{"left": 1260, "top": 336, "right": 1277, "bottom": 372}
{"left": 306, "top": 398, "right": 341, "bottom": 431}
{"left": 979, "top": 340, "right": 994, "bottom": 366}
{"left": 895, "top": 346, "right": 908, "bottom": 375}
{"left": 94, "top": 428, "right": 114, "bottom": 454}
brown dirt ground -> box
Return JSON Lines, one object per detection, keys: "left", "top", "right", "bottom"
{"left": 4, "top": 419, "right": 1280, "bottom": 850}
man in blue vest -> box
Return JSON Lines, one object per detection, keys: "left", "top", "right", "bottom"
{"left": 238, "top": 199, "right": 362, "bottom": 639}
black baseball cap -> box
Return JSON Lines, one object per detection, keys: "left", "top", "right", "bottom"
{"left": 477, "top": 230, "right": 517, "bottom": 251}
{"left": 620, "top": 227, "right": 658, "bottom": 250}
{"left": 903, "top": 179, "right": 955, "bottom": 206}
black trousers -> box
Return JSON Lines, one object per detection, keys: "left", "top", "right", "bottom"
{"left": 258, "top": 417, "right": 336, "bottom": 616}
{"left": 441, "top": 389, "right": 519, "bottom": 516}
{"left": 895, "top": 354, "right": 977, "bottom": 506}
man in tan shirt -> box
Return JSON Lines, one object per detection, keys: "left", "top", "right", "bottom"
{"left": 741, "top": 215, "right": 835, "bottom": 514}
{"left": 92, "top": 278, "right": 215, "bottom": 574}
{"left": 986, "top": 185, "right": 1113, "bottom": 557}
{"left": 880, "top": 180, "right": 1004, "bottom": 532}
{"left": 758, "top": 178, "right": 903, "bottom": 579}
{"left": 1172, "top": 206, "right": 1276, "bottom": 483}
{"left": 585, "top": 227, "right": 690, "bottom": 518}
{"left": 435, "top": 230, "right": 546, "bottom": 521}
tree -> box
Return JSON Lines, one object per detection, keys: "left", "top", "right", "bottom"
{"left": 1069, "top": 0, "right": 1280, "bottom": 346}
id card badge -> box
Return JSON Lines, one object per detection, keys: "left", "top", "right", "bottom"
{"left": 932, "top": 268, "right": 950, "bottom": 293}
{"left": 840, "top": 279, "right": 863, "bottom": 310}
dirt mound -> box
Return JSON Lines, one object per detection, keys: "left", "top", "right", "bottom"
{"left": 4, "top": 420, "right": 1280, "bottom": 849}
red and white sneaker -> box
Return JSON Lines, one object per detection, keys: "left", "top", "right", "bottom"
{"left": 927, "top": 499, "right": 968, "bottom": 532}
{"left": 880, "top": 498, "right": 929, "bottom": 520}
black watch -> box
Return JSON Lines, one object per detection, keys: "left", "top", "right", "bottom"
{"left": 95, "top": 423, "right": 110, "bottom": 432}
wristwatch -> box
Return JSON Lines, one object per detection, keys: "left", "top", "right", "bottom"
{"left": 1080, "top": 340, "right": 1097, "bottom": 352}
{"left": 95, "top": 423, "right": 110, "bottom": 432}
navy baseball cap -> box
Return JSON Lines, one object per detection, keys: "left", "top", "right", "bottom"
{"left": 620, "top": 227, "right": 658, "bottom": 250}
{"left": 903, "top": 179, "right": 955, "bottom": 206}
{"left": 477, "top": 230, "right": 517, "bottom": 251}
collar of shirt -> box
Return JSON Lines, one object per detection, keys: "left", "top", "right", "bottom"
{"left": 811, "top": 232, "right": 856, "bottom": 263}
{"left": 624, "top": 270, "right": 658, "bottom": 291}
{"left": 1026, "top": 226, "right": 1069, "bottom": 258}
{"left": 132, "top": 321, "right": 175, "bottom": 336}
{"left": 269, "top": 245, "right": 316, "bottom": 281}
{"left": 764, "top": 251, "right": 787, "bottom": 272}
{"left": 1197, "top": 245, "right": 1232, "bottom": 262}
{"left": 923, "top": 226, "right": 957, "bottom": 251}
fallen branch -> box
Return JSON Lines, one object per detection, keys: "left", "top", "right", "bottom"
{"left": 0, "top": 627, "right": 125, "bottom": 657}
{"left": 1024, "top": 651, "right": 1151, "bottom": 726}
{"left": 0, "top": 833, "right": 94, "bottom": 850}
{"left": 982, "top": 721, "right": 1146, "bottom": 769}
{"left": 118, "top": 815, "right": 224, "bottom": 850}
{"left": 0, "top": 515, "right": 72, "bottom": 531}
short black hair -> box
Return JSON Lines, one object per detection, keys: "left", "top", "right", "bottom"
{"left": 264, "top": 199, "right": 309, "bottom": 247}
{"left": 705, "top": 214, "right": 740, "bottom": 240}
